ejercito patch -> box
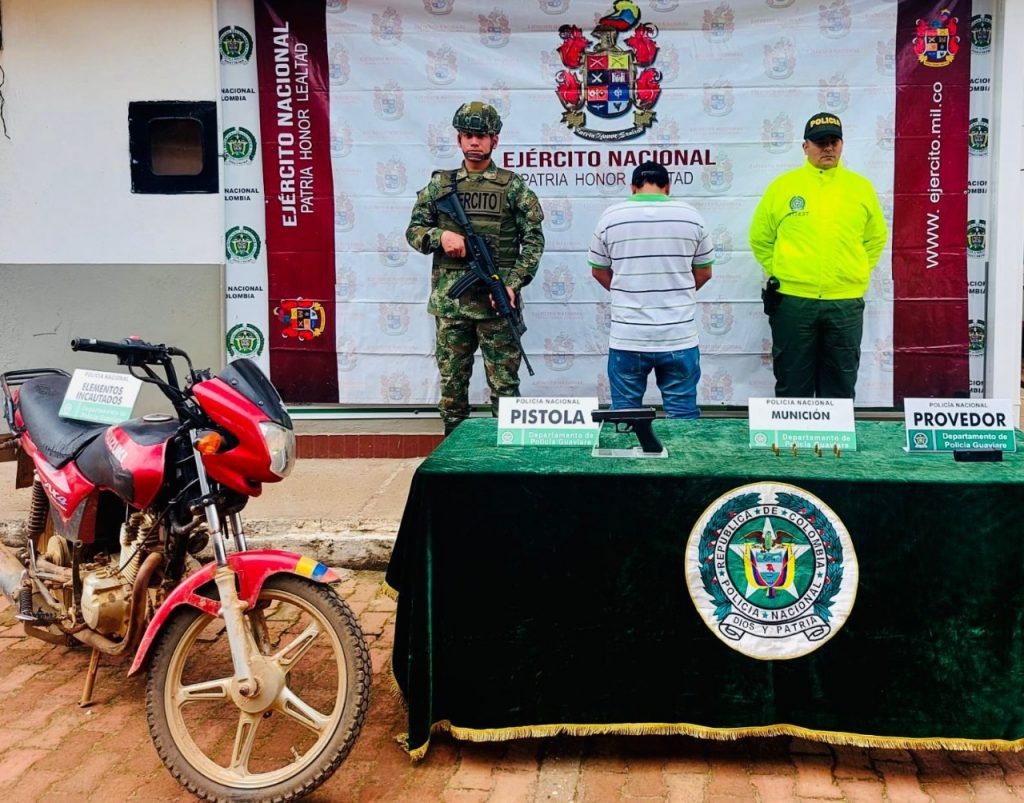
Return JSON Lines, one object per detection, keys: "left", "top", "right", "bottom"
{"left": 685, "top": 482, "right": 858, "bottom": 660}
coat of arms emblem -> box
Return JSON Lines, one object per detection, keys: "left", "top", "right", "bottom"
{"left": 554, "top": 1, "right": 662, "bottom": 141}
{"left": 685, "top": 483, "right": 858, "bottom": 660}
{"left": 543, "top": 334, "right": 576, "bottom": 371}
{"left": 274, "top": 298, "right": 327, "bottom": 341}
{"left": 818, "top": 73, "right": 850, "bottom": 114}
{"left": 913, "top": 9, "right": 959, "bottom": 68}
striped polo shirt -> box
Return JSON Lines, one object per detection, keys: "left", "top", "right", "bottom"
{"left": 587, "top": 194, "right": 714, "bottom": 352}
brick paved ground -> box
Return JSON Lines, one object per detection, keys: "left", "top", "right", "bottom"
{"left": 1, "top": 571, "right": 1022, "bottom": 802}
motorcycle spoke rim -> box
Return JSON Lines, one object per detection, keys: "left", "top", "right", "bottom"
{"left": 276, "top": 687, "right": 331, "bottom": 735}
{"left": 228, "top": 711, "right": 262, "bottom": 775}
{"left": 163, "top": 587, "right": 349, "bottom": 790}
{"left": 176, "top": 677, "right": 232, "bottom": 706}
{"left": 270, "top": 620, "right": 321, "bottom": 672}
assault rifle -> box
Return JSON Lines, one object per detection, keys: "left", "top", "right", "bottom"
{"left": 591, "top": 408, "right": 664, "bottom": 455}
{"left": 435, "top": 191, "right": 534, "bottom": 376}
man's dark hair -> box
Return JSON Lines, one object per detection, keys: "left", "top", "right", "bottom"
{"left": 631, "top": 161, "right": 670, "bottom": 189}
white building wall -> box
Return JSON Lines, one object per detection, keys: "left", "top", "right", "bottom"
{"left": 0, "top": 0, "right": 224, "bottom": 411}
{"left": 0, "top": 0, "right": 222, "bottom": 264}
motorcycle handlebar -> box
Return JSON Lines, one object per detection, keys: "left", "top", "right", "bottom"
{"left": 71, "top": 337, "right": 183, "bottom": 366}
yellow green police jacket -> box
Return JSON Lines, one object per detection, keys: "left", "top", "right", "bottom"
{"left": 748, "top": 160, "right": 888, "bottom": 300}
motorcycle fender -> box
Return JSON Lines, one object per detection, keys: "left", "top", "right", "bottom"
{"left": 128, "top": 549, "right": 339, "bottom": 676}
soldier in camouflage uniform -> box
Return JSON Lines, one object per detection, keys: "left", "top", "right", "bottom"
{"left": 406, "top": 101, "right": 545, "bottom": 435}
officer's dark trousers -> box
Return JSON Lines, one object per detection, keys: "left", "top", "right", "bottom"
{"left": 768, "top": 295, "right": 865, "bottom": 399}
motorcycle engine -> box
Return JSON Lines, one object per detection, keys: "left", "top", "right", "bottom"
{"left": 80, "top": 566, "right": 131, "bottom": 637}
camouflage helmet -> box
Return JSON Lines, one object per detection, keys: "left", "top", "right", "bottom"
{"left": 452, "top": 101, "right": 502, "bottom": 135}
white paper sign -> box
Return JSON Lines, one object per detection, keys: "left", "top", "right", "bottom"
{"left": 497, "top": 397, "right": 599, "bottom": 447}
{"left": 59, "top": 369, "right": 143, "bottom": 425}
{"left": 904, "top": 398, "right": 1016, "bottom": 452}
{"left": 748, "top": 397, "right": 857, "bottom": 451}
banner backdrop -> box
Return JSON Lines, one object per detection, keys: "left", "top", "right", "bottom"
{"left": 219, "top": 0, "right": 993, "bottom": 409}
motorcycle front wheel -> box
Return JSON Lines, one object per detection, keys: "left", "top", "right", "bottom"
{"left": 145, "top": 574, "right": 371, "bottom": 802}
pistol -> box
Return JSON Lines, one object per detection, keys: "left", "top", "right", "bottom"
{"left": 591, "top": 408, "right": 663, "bottom": 454}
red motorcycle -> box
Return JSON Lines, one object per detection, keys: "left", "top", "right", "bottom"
{"left": 0, "top": 338, "right": 369, "bottom": 802}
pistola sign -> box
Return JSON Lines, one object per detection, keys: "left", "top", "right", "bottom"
{"left": 497, "top": 397, "right": 599, "bottom": 447}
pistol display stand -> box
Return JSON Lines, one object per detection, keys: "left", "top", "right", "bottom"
{"left": 591, "top": 444, "right": 668, "bottom": 459}
{"left": 589, "top": 408, "right": 667, "bottom": 459}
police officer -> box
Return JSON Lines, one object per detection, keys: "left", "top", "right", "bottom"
{"left": 406, "top": 102, "right": 545, "bottom": 435}
{"left": 749, "top": 112, "right": 887, "bottom": 399}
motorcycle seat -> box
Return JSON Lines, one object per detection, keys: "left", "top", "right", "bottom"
{"left": 17, "top": 375, "right": 108, "bottom": 469}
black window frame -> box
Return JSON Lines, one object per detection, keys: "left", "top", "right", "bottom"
{"left": 128, "top": 100, "right": 219, "bottom": 194}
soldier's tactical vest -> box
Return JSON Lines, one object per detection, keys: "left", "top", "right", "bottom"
{"left": 432, "top": 169, "right": 519, "bottom": 273}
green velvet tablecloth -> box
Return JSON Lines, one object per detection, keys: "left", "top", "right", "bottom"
{"left": 385, "top": 418, "right": 1024, "bottom": 758}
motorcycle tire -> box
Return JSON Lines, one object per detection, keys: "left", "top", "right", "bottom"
{"left": 145, "top": 574, "right": 371, "bottom": 802}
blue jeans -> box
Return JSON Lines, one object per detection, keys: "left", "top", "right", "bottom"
{"left": 608, "top": 347, "right": 701, "bottom": 419}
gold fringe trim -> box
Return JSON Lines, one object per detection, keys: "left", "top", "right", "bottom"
{"left": 379, "top": 581, "right": 399, "bottom": 600}
{"left": 402, "top": 719, "right": 1024, "bottom": 760}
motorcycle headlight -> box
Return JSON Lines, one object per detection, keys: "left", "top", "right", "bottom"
{"left": 258, "top": 421, "right": 296, "bottom": 478}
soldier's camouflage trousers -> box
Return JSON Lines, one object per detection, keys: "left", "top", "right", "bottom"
{"left": 435, "top": 315, "right": 522, "bottom": 427}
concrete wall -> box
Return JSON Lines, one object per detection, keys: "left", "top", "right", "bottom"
{"left": 0, "top": 264, "right": 224, "bottom": 423}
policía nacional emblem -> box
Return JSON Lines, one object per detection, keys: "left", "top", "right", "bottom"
{"left": 967, "top": 219, "right": 987, "bottom": 258}
{"left": 686, "top": 483, "right": 858, "bottom": 660}
{"left": 913, "top": 9, "right": 960, "bottom": 68}
{"left": 219, "top": 26, "right": 254, "bottom": 65}
{"left": 968, "top": 320, "right": 986, "bottom": 354}
{"left": 554, "top": 2, "right": 662, "bottom": 142}
{"left": 968, "top": 118, "right": 989, "bottom": 156}
{"left": 971, "top": 14, "right": 992, "bottom": 54}
{"left": 223, "top": 127, "right": 257, "bottom": 165}
{"left": 225, "top": 323, "right": 265, "bottom": 358}
{"left": 225, "top": 227, "right": 261, "bottom": 262}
